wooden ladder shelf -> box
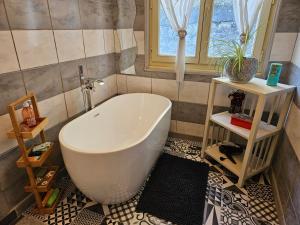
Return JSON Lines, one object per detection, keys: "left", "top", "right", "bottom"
{"left": 7, "top": 93, "right": 60, "bottom": 214}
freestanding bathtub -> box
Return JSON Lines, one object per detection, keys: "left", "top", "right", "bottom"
{"left": 59, "top": 93, "right": 171, "bottom": 204}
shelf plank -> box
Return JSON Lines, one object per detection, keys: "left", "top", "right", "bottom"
{"left": 7, "top": 117, "right": 48, "bottom": 139}
{"left": 213, "top": 77, "right": 295, "bottom": 96}
{"left": 24, "top": 166, "right": 59, "bottom": 193}
{"left": 205, "top": 144, "right": 244, "bottom": 176}
{"left": 210, "top": 111, "right": 279, "bottom": 141}
{"left": 16, "top": 143, "right": 53, "bottom": 168}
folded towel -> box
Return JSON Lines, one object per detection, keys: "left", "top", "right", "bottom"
{"left": 46, "top": 188, "right": 60, "bottom": 208}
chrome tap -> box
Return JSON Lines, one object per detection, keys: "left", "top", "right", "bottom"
{"left": 78, "top": 65, "right": 104, "bottom": 111}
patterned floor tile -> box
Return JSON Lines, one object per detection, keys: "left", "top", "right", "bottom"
{"left": 70, "top": 208, "right": 104, "bottom": 225}
{"left": 43, "top": 198, "right": 82, "bottom": 225}
{"left": 248, "top": 197, "right": 278, "bottom": 224}
{"left": 105, "top": 195, "right": 139, "bottom": 224}
{"left": 245, "top": 184, "right": 274, "bottom": 202}
{"left": 208, "top": 172, "right": 223, "bottom": 189}
{"left": 21, "top": 137, "right": 279, "bottom": 225}
{"left": 206, "top": 186, "right": 223, "bottom": 207}
{"left": 203, "top": 201, "right": 221, "bottom": 225}
{"left": 221, "top": 190, "right": 279, "bottom": 225}
{"left": 221, "top": 207, "right": 251, "bottom": 225}
{"left": 222, "top": 190, "right": 250, "bottom": 215}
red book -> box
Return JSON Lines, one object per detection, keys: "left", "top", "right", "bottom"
{"left": 231, "top": 113, "right": 253, "bottom": 130}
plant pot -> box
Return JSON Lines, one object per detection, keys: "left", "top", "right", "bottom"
{"left": 225, "top": 57, "right": 258, "bottom": 83}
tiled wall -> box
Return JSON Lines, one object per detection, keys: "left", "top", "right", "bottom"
{"left": 272, "top": 33, "right": 300, "bottom": 225}
{"left": 114, "top": 0, "right": 299, "bottom": 140}
{"left": 0, "top": 0, "right": 118, "bottom": 220}
{"left": 0, "top": 0, "right": 299, "bottom": 223}
{"left": 269, "top": 1, "right": 300, "bottom": 224}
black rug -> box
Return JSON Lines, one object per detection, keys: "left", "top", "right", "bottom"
{"left": 136, "top": 153, "right": 210, "bottom": 225}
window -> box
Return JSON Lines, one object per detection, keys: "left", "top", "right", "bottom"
{"left": 159, "top": 1, "right": 201, "bottom": 57}
{"left": 148, "top": 0, "right": 276, "bottom": 73}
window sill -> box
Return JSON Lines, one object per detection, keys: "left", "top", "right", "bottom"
{"left": 145, "top": 64, "right": 265, "bottom": 78}
{"left": 145, "top": 64, "right": 220, "bottom": 76}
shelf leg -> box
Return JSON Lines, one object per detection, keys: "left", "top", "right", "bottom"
{"left": 238, "top": 95, "right": 266, "bottom": 187}
{"left": 26, "top": 166, "right": 43, "bottom": 209}
{"left": 201, "top": 80, "right": 217, "bottom": 158}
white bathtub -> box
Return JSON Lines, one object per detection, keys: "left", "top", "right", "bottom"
{"left": 59, "top": 93, "right": 171, "bottom": 204}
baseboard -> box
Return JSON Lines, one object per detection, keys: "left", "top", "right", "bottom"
{"left": 168, "top": 132, "right": 203, "bottom": 142}
{"left": 270, "top": 167, "right": 286, "bottom": 225}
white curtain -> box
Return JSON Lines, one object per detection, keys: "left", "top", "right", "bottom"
{"left": 233, "top": 0, "right": 263, "bottom": 43}
{"left": 160, "top": 0, "right": 195, "bottom": 83}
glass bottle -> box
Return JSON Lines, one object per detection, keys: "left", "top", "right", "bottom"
{"left": 22, "top": 100, "right": 37, "bottom": 127}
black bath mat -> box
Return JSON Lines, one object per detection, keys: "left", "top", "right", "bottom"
{"left": 136, "top": 153, "right": 209, "bottom": 225}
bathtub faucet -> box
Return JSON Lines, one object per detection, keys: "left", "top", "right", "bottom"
{"left": 78, "top": 65, "right": 104, "bottom": 111}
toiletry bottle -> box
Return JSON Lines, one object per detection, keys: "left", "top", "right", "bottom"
{"left": 266, "top": 63, "right": 282, "bottom": 86}
{"left": 22, "top": 100, "right": 37, "bottom": 127}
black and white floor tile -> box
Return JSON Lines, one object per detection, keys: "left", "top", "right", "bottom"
{"left": 18, "top": 137, "right": 279, "bottom": 225}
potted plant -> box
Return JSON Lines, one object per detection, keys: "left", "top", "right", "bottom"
{"left": 215, "top": 33, "right": 258, "bottom": 83}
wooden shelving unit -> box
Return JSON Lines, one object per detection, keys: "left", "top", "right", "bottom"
{"left": 201, "top": 78, "right": 295, "bottom": 187}
{"left": 7, "top": 93, "right": 60, "bottom": 214}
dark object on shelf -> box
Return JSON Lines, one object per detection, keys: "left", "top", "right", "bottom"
{"left": 219, "top": 144, "right": 244, "bottom": 164}
{"left": 231, "top": 113, "right": 253, "bottom": 129}
{"left": 28, "top": 150, "right": 43, "bottom": 157}
{"left": 220, "top": 156, "right": 236, "bottom": 163}
{"left": 228, "top": 90, "right": 246, "bottom": 114}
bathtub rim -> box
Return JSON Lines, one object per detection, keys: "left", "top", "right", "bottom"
{"left": 59, "top": 93, "right": 172, "bottom": 155}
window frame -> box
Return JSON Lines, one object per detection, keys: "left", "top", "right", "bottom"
{"left": 147, "top": 0, "right": 278, "bottom": 75}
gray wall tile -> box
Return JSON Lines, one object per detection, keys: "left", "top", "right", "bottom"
{"left": 290, "top": 175, "right": 300, "bottom": 221}
{"left": 79, "top": 0, "right": 115, "bottom": 29}
{"left": 268, "top": 62, "right": 300, "bottom": 109}
{"left": 134, "top": 54, "right": 152, "bottom": 77}
{"left": 172, "top": 101, "right": 227, "bottom": 124}
{"left": 0, "top": 191, "right": 9, "bottom": 220}
{"left": 0, "top": 147, "right": 26, "bottom": 191}
{"left": 284, "top": 196, "right": 300, "bottom": 225}
{"left": 5, "top": 0, "right": 52, "bottom": 29}
{"left": 2, "top": 175, "right": 28, "bottom": 209}
{"left": 60, "top": 58, "right": 87, "bottom": 92}
{"left": 86, "top": 54, "right": 116, "bottom": 79}
{"left": 116, "top": 0, "right": 136, "bottom": 29}
{"left": 152, "top": 71, "right": 176, "bottom": 80}
{"left": 171, "top": 100, "right": 178, "bottom": 120}
{"left": 276, "top": 0, "right": 300, "bottom": 32}
{"left": 43, "top": 122, "right": 65, "bottom": 167}
{"left": 0, "top": 71, "right": 26, "bottom": 116}
{"left": 272, "top": 131, "right": 300, "bottom": 224}
{"left": 277, "top": 133, "right": 299, "bottom": 193}
{"left": 185, "top": 74, "right": 217, "bottom": 83}
{"left": 22, "top": 64, "right": 63, "bottom": 101}
{"left": 134, "top": 0, "right": 144, "bottom": 31}
{"left": 48, "top": 0, "right": 81, "bottom": 29}
{"left": 119, "top": 47, "right": 137, "bottom": 72}
{"left": 0, "top": 0, "right": 9, "bottom": 30}
{"left": 288, "top": 63, "right": 300, "bottom": 109}
{"left": 175, "top": 102, "right": 207, "bottom": 124}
